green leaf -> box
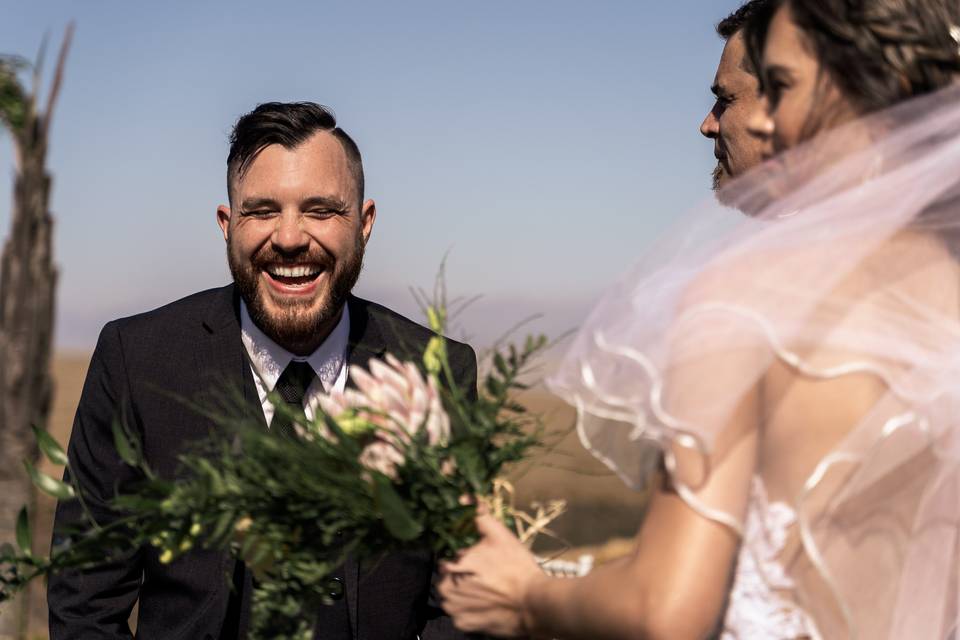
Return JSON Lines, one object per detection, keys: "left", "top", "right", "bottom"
{"left": 33, "top": 425, "right": 69, "bottom": 466}
{"left": 248, "top": 541, "right": 271, "bottom": 569}
{"left": 0, "top": 62, "right": 27, "bottom": 135}
{"left": 240, "top": 531, "right": 260, "bottom": 561}
{"left": 110, "top": 494, "right": 162, "bottom": 511}
{"left": 423, "top": 336, "right": 446, "bottom": 376}
{"left": 484, "top": 376, "right": 505, "bottom": 398}
{"left": 111, "top": 418, "right": 139, "bottom": 467}
{"left": 23, "top": 460, "right": 75, "bottom": 500}
{"left": 15, "top": 507, "right": 30, "bottom": 556}
{"left": 196, "top": 459, "right": 225, "bottom": 496}
{"left": 372, "top": 475, "right": 422, "bottom": 541}
{"left": 504, "top": 401, "right": 527, "bottom": 414}
{"left": 210, "top": 510, "right": 236, "bottom": 546}
{"left": 493, "top": 352, "right": 509, "bottom": 377}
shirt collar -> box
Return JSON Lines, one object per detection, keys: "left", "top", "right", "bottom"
{"left": 240, "top": 301, "right": 351, "bottom": 393}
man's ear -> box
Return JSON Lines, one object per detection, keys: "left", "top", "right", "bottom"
{"left": 360, "top": 199, "right": 377, "bottom": 246}
{"left": 216, "top": 205, "right": 231, "bottom": 242}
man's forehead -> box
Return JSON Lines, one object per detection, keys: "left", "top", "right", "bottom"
{"left": 715, "top": 32, "right": 757, "bottom": 92}
{"left": 250, "top": 133, "right": 348, "bottom": 170}
{"left": 238, "top": 136, "right": 353, "bottom": 189}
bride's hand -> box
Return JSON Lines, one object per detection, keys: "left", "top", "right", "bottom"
{"left": 438, "top": 513, "right": 548, "bottom": 637}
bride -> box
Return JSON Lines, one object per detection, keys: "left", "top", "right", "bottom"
{"left": 438, "top": 0, "right": 960, "bottom": 638}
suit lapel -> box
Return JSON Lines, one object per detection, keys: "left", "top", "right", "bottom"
{"left": 345, "top": 295, "right": 387, "bottom": 389}
{"left": 194, "top": 284, "right": 266, "bottom": 430}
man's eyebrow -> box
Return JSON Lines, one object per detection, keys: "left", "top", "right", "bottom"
{"left": 301, "top": 196, "right": 349, "bottom": 210}
{"left": 711, "top": 83, "right": 731, "bottom": 99}
{"left": 239, "top": 197, "right": 280, "bottom": 211}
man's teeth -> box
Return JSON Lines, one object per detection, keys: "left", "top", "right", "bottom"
{"left": 268, "top": 265, "right": 320, "bottom": 278}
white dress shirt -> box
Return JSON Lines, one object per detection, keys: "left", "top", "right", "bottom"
{"left": 240, "top": 301, "right": 350, "bottom": 426}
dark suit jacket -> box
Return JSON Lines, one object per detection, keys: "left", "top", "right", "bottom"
{"left": 48, "top": 285, "right": 477, "bottom": 640}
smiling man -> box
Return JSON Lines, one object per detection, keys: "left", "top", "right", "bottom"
{"left": 700, "top": 0, "right": 773, "bottom": 193}
{"left": 48, "top": 102, "right": 477, "bottom": 640}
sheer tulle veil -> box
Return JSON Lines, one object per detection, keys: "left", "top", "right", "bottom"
{"left": 547, "top": 82, "right": 960, "bottom": 638}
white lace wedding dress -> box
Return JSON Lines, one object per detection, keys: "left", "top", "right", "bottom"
{"left": 720, "top": 477, "right": 815, "bottom": 639}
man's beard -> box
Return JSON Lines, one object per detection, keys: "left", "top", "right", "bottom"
{"left": 712, "top": 163, "right": 741, "bottom": 208}
{"left": 228, "top": 238, "right": 364, "bottom": 353}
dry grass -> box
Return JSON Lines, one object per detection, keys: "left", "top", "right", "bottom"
{"left": 15, "top": 354, "right": 652, "bottom": 637}
{"left": 505, "top": 389, "right": 652, "bottom": 552}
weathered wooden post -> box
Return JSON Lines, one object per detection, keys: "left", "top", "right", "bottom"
{"left": 0, "top": 24, "right": 73, "bottom": 639}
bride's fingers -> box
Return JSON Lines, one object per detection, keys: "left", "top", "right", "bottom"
{"left": 441, "top": 545, "right": 492, "bottom": 573}
{"left": 440, "top": 554, "right": 473, "bottom": 575}
{"left": 439, "top": 578, "right": 488, "bottom": 608}
{"left": 439, "top": 549, "right": 468, "bottom": 571}
{"left": 441, "top": 557, "right": 474, "bottom": 575}
{"left": 443, "top": 547, "right": 498, "bottom": 574}
{"left": 475, "top": 512, "right": 519, "bottom": 542}
{"left": 441, "top": 580, "right": 506, "bottom": 607}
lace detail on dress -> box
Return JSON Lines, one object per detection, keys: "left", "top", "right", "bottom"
{"left": 721, "top": 476, "right": 816, "bottom": 639}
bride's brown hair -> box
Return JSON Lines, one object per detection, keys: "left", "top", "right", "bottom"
{"left": 746, "top": 0, "right": 960, "bottom": 114}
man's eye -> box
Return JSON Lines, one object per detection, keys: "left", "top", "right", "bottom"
{"left": 306, "top": 209, "right": 339, "bottom": 218}
{"left": 242, "top": 210, "right": 276, "bottom": 218}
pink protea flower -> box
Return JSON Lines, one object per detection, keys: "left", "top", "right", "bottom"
{"left": 312, "top": 354, "right": 451, "bottom": 479}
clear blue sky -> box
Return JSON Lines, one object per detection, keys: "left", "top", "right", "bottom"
{"left": 3, "top": 0, "right": 736, "bottom": 350}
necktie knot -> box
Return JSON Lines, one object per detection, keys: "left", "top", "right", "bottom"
{"left": 270, "top": 361, "right": 317, "bottom": 438}
{"left": 275, "top": 360, "right": 317, "bottom": 403}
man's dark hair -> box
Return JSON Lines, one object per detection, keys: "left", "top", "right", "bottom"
{"left": 226, "top": 101, "right": 365, "bottom": 205}
{"left": 717, "top": 0, "right": 774, "bottom": 39}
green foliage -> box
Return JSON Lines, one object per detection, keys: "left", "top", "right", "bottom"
{"left": 111, "top": 416, "right": 141, "bottom": 467}
{"left": 33, "top": 424, "right": 68, "bottom": 466}
{"left": 23, "top": 459, "right": 74, "bottom": 500}
{"left": 372, "top": 475, "right": 423, "bottom": 541}
{"left": 0, "top": 55, "right": 28, "bottom": 136}
{"left": 0, "top": 309, "right": 549, "bottom": 639}
{"left": 15, "top": 508, "right": 30, "bottom": 557}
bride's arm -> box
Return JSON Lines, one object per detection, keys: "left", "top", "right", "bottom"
{"left": 439, "top": 387, "right": 758, "bottom": 640}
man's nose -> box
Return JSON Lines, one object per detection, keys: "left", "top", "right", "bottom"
{"left": 272, "top": 211, "right": 310, "bottom": 252}
{"left": 700, "top": 104, "right": 720, "bottom": 139}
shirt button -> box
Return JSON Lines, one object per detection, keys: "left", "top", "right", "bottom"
{"left": 326, "top": 577, "right": 345, "bottom": 601}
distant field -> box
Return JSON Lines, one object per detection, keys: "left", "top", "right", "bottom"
{"left": 19, "top": 353, "right": 655, "bottom": 637}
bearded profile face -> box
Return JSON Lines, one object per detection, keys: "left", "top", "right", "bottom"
{"left": 700, "top": 31, "right": 770, "bottom": 196}
{"left": 217, "top": 131, "right": 375, "bottom": 355}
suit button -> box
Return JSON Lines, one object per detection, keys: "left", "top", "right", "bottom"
{"left": 326, "top": 576, "right": 344, "bottom": 600}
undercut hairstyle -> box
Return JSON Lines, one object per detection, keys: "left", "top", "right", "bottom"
{"left": 745, "top": 0, "right": 960, "bottom": 115}
{"left": 717, "top": 0, "right": 775, "bottom": 40}
{"left": 226, "top": 101, "right": 365, "bottom": 206}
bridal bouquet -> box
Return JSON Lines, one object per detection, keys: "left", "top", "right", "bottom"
{"left": 0, "top": 303, "right": 547, "bottom": 640}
